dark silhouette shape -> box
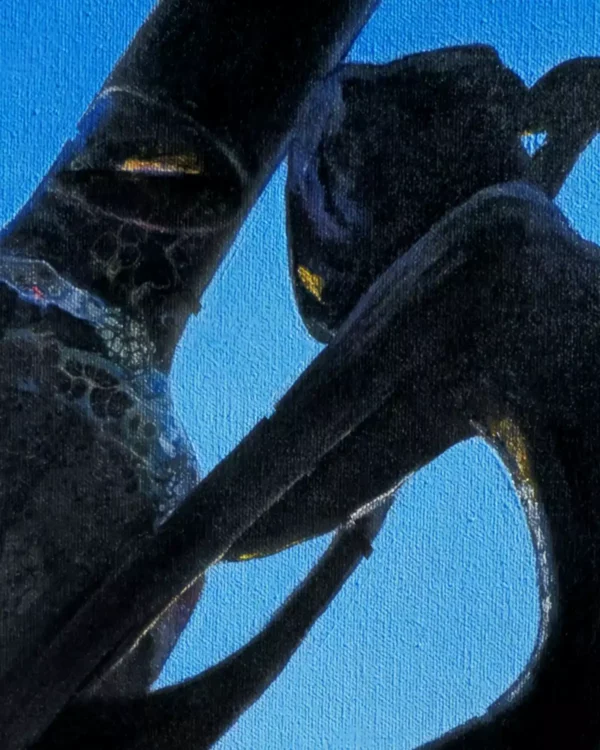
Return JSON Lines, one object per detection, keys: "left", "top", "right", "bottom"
{"left": 4, "top": 7, "right": 600, "bottom": 750}
{"left": 284, "top": 46, "right": 600, "bottom": 343}
{"left": 0, "top": 0, "right": 380, "bottom": 747}
{"left": 286, "top": 45, "right": 529, "bottom": 342}
{"left": 34, "top": 502, "right": 392, "bottom": 749}
{"left": 232, "top": 46, "right": 600, "bottom": 562}
{"left": 29, "top": 180, "right": 600, "bottom": 749}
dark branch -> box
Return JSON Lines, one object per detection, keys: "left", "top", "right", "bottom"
{"left": 35, "top": 503, "right": 391, "bottom": 749}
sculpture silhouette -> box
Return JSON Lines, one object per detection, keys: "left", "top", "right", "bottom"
{"left": 3, "top": 4, "right": 600, "bottom": 750}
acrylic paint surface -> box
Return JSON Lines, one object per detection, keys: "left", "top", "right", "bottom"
{"left": 2, "top": 1, "right": 599, "bottom": 747}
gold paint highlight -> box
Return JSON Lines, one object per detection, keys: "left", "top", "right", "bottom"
{"left": 118, "top": 154, "right": 203, "bottom": 175}
{"left": 297, "top": 265, "right": 324, "bottom": 301}
{"left": 488, "top": 416, "right": 537, "bottom": 495}
{"left": 234, "top": 537, "right": 305, "bottom": 561}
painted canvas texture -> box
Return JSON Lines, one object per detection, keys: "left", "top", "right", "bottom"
{"left": 1, "top": 1, "right": 600, "bottom": 748}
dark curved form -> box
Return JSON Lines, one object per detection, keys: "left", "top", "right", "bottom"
{"left": 33, "top": 503, "right": 391, "bottom": 749}
{"left": 0, "top": 0, "right": 380, "bottom": 746}
{"left": 228, "top": 49, "right": 600, "bottom": 563}
{"left": 283, "top": 48, "right": 600, "bottom": 346}
{"left": 284, "top": 44, "right": 530, "bottom": 342}
{"left": 527, "top": 57, "right": 600, "bottom": 196}
{"left": 6, "top": 13, "right": 600, "bottom": 748}
{"left": 0, "top": 0, "right": 380, "bottom": 372}
{"left": 240, "top": 182, "right": 600, "bottom": 748}
{"left": 7, "top": 181, "right": 600, "bottom": 747}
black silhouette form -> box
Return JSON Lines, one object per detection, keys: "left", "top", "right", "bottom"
{"left": 285, "top": 45, "right": 530, "bottom": 341}
{"left": 0, "top": 0, "right": 380, "bottom": 747}
{"left": 3, "top": 6, "right": 600, "bottom": 750}
{"left": 284, "top": 45, "right": 600, "bottom": 342}
{"left": 32, "top": 179, "right": 600, "bottom": 750}
{"left": 233, "top": 45, "right": 600, "bottom": 562}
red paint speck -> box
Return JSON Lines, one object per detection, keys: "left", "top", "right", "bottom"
{"left": 32, "top": 285, "right": 44, "bottom": 300}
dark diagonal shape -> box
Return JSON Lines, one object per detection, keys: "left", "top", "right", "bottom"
{"left": 5, "top": 13, "right": 600, "bottom": 749}
{"left": 34, "top": 503, "right": 391, "bottom": 749}
{"left": 229, "top": 48, "right": 600, "bottom": 565}
{"left": 0, "top": 0, "right": 380, "bottom": 746}
{"left": 16, "top": 179, "right": 600, "bottom": 748}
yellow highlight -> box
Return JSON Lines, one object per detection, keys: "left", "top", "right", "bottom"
{"left": 235, "top": 537, "right": 305, "bottom": 562}
{"left": 236, "top": 551, "right": 264, "bottom": 561}
{"left": 297, "top": 265, "right": 324, "bottom": 302}
{"left": 119, "top": 154, "right": 203, "bottom": 175}
{"left": 488, "top": 416, "right": 536, "bottom": 493}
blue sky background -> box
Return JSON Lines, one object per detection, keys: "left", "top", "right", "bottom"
{"left": 2, "top": 1, "right": 600, "bottom": 747}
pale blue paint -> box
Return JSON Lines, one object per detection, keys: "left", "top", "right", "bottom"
{"left": 521, "top": 131, "right": 548, "bottom": 156}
